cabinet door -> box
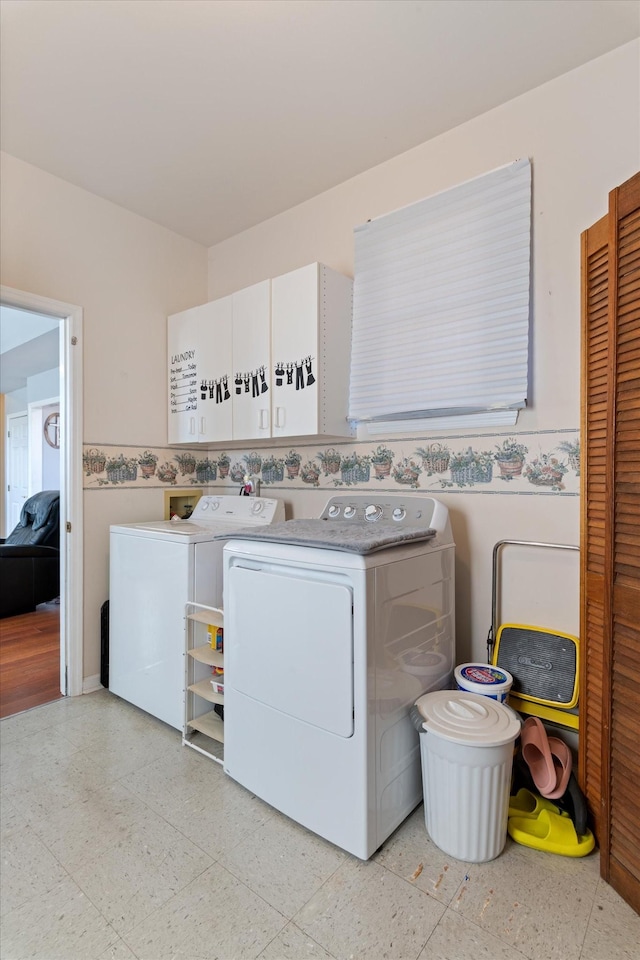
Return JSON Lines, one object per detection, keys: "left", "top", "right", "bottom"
{"left": 167, "top": 298, "right": 233, "bottom": 444}
{"left": 168, "top": 306, "right": 201, "bottom": 444}
{"left": 197, "top": 296, "right": 233, "bottom": 442}
{"left": 271, "top": 264, "right": 319, "bottom": 438}
{"left": 232, "top": 280, "right": 271, "bottom": 441}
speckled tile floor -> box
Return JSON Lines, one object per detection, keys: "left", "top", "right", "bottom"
{"left": 1, "top": 690, "right": 638, "bottom": 960}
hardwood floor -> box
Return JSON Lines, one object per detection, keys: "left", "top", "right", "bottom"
{"left": 0, "top": 602, "right": 63, "bottom": 718}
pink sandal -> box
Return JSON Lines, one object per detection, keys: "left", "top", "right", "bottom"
{"left": 545, "top": 736, "right": 572, "bottom": 800}
{"left": 520, "top": 717, "right": 572, "bottom": 800}
{"left": 521, "top": 717, "right": 556, "bottom": 796}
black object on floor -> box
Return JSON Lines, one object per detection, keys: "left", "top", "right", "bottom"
{"left": 512, "top": 748, "right": 536, "bottom": 795}
{"left": 100, "top": 600, "right": 109, "bottom": 689}
{"left": 556, "top": 771, "right": 588, "bottom": 838}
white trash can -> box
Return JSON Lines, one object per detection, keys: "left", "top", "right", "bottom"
{"left": 413, "top": 690, "right": 521, "bottom": 862}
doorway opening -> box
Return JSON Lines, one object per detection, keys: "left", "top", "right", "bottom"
{"left": 0, "top": 286, "right": 83, "bottom": 715}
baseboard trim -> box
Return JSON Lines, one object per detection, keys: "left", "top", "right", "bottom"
{"left": 83, "top": 674, "right": 104, "bottom": 694}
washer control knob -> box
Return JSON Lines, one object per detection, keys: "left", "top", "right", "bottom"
{"left": 343, "top": 506, "right": 356, "bottom": 519}
{"left": 251, "top": 500, "right": 264, "bottom": 514}
{"left": 208, "top": 498, "right": 220, "bottom": 510}
{"left": 392, "top": 508, "right": 406, "bottom": 521}
{"left": 328, "top": 505, "right": 341, "bottom": 518}
{"left": 364, "top": 504, "right": 383, "bottom": 522}
{"left": 200, "top": 500, "right": 209, "bottom": 510}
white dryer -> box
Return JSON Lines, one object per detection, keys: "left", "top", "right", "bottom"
{"left": 109, "top": 494, "right": 283, "bottom": 730}
{"left": 222, "top": 494, "right": 455, "bottom": 859}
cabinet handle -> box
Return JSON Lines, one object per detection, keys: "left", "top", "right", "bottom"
{"left": 275, "top": 406, "right": 285, "bottom": 429}
{"left": 189, "top": 417, "right": 196, "bottom": 436}
{"left": 200, "top": 417, "right": 206, "bottom": 435}
{"left": 259, "top": 409, "right": 270, "bottom": 430}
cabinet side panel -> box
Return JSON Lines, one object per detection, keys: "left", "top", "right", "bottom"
{"left": 319, "top": 265, "right": 354, "bottom": 438}
{"left": 109, "top": 534, "right": 190, "bottom": 730}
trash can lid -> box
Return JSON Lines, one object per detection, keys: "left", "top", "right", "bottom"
{"left": 414, "top": 690, "right": 521, "bottom": 746}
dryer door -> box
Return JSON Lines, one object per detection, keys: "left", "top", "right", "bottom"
{"left": 227, "top": 564, "right": 354, "bottom": 737}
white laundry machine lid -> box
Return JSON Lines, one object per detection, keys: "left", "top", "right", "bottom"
{"left": 414, "top": 690, "right": 521, "bottom": 746}
{"left": 216, "top": 517, "right": 436, "bottom": 554}
{"left": 110, "top": 495, "right": 284, "bottom": 542}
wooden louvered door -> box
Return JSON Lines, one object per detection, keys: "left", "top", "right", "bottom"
{"left": 581, "top": 170, "right": 640, "bottom": 915}
{"left": 579, "top": 213, "right": 609, "bottom": 844}
{"left": 604, "top": 172, "right": 640, "bottom": 913}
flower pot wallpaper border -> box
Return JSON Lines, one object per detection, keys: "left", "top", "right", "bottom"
{"left": 84, "top": 430, "right": 579, "bottom": 496}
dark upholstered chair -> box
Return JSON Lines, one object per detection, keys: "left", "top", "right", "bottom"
{"left": 0, "top": 490, "right": 60, "bottom": 618}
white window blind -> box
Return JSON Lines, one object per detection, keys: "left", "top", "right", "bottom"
{"left": 348, "top": 159, "right": 531, "bottom": 431}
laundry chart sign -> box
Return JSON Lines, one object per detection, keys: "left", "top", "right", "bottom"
{"left": 169, "top": 349, "right": 198, "bottom": 415}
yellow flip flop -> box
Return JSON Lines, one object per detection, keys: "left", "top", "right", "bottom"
{"left": 508, "top": 788, "right": 569, "bottom": 820}
{"left": 508, "top": 809, "right": 595, "bottom": 858}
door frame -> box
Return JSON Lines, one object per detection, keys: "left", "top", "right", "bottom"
{"left": 1, "top": 284, "right": 84, "bottom": 697}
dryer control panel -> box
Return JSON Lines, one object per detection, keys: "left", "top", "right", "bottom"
{"left": 319, "top": 494, "right": 447, "bottom": 532}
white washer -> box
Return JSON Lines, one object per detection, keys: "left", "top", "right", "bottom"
{"left": 223, "top": 494, "right": 455, "bottom": 859}
{"left": 109, "top": 494, "right": 284, "bottom": 729}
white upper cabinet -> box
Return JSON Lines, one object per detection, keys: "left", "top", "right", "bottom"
{"left": 231, "top": 280, "right": 271, "bottom": 441}
{"left": 271, "top": 263, "right": 353, "bottom": 440}
{"left": 167, "top": 296, "right": 233, "bottom": 444}
{"left": 168, "top": 263, "right": 353, "bottom": 445}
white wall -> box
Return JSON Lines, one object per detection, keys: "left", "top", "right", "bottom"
{"left": 4, "top": 388, "right": 27, "bottom": 416}
{"left": 206, "top": 42, "right": 639, "bottom": 662}
{"left": 27, "top": 368, "right": 59, "bottom": 405}
{"left": 2, "top": 374, "right": 59, "bottom": 417}
{"left": 1, "top": 152, "right": 208, "bottom": 679}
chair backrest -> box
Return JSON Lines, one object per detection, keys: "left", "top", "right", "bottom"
{"left": 6, "top": 490, "right": 60, "bottom": 548}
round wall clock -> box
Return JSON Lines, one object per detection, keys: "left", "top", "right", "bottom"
{"left": 43, "top": 411, "right": 60, "bottom": 449}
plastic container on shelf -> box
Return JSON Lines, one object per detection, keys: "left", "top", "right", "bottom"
{"left": 412, "top": 690, "right": 521, "bottom": 862}
{"left": 208, "top": 624, "right": 224, "bottom": 651}
{"left": 454, "top": 662, "right": 513, "bottom": 702}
